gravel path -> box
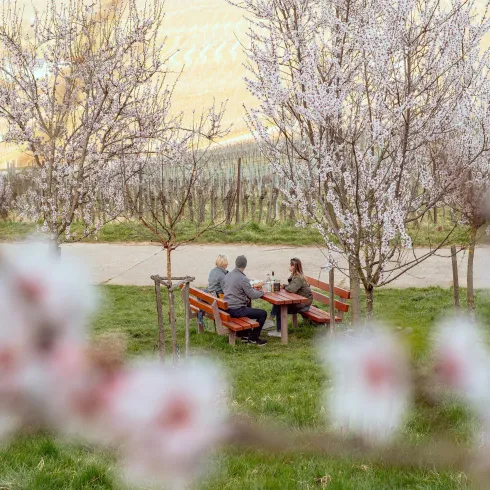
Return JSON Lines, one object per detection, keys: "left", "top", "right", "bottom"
{"left": 2, "top": 242, "right": 489, "bottom": 289}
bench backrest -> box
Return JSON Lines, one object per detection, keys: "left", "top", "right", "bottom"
{"left": 188, "top": 287, "right": 229, "bottom": 310}
{"left": 188, "top": 287, "right": 231, "bottom": 324}
{"left": 305, "top": 275, "right": 350, "bottom": 319}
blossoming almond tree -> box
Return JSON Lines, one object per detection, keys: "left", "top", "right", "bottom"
{"left": 125, "top": 102, "right": 230, "bottom": 281}
{"left": 0, "top": 172, "right": 11, "bottom": 219}
{"left": 232, "top": 0, "right": 490, "bottom": 318}
{"left": 440, "top": 137, "right": 490, "bottom": 313}
{"left": 0, "top": 0, "right": 178, "bottom": 251}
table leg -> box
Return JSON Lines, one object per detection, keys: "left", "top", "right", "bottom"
{"left": 292, "top": 313, "right": 298, "bottom": 329}
{"left": 280, "top": 305, "right": 288, "bottom": 344}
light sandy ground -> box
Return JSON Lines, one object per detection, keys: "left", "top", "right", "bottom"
{"left": 3, "top": 242, "right": 490, "bottom": 289}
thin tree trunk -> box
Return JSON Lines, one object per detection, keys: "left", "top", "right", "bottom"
{"left": 137, "top": 166, "right": 143, "bottom": 218}
{"left": 258, "top": 193, "right": 266, "bottom": 223}
{"left": 235, "top": 157, "right": 241, "bottom": 224}
{"left": 242, "top": 192, "right": 249, "bottom": 222}
{"left": 329, "top": 268, "right": 335, "bottom": 335}
{"left": 154, "top": 279, "right": 165, "bottom": 361}
{"left": 166, "top": 247, "right": 172, "bottom": 281}
{"left": 188, "top": 191, "right": 195, "bottom": 224}
{"left": 266, "top": 182, "right": 274, "bottom": 225}
{"left": 467, "top": 227, "right": 477, "bottom": 315}
{"left": 168, "top": 288, "right": 177, "bottom": 364}
{"left": 451, "top": 245, "right": 460, "bottom": 311}
{"left": 365, "top": 285, "right": 374, "bottom": 320}
{"left": 183, "top": 283, "right": 190, "bottom": 360}
{"left": 349, "top": 262, "right": 362, "bottom": 324}
{"left": 210, "top": 187, "right": 216, "bottom": 224}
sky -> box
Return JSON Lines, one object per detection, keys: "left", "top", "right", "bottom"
{"left": 161, "top": 0, "right": 254, "bottom": 143}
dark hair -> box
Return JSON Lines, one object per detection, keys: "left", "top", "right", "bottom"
{"left": 290, "top": 257, "right": 304, "bottom": 278}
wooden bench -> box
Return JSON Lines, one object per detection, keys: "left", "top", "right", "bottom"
{"left": 295, "top": 276, "right": 350, "bottom": 327}
{"left": 187, "top": 287, "right": 260, "bottom": 345}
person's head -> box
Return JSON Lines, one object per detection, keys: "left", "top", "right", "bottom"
{"left": 215, "top": 254, "right": 228, "bottom": 270}
{"left": 235, "top": 255, "right": 247, "bottom": 270}
{"left": 289, "top": 257, "right": 304, "bottom": 277}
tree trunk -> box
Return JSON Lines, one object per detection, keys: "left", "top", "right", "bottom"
{"left": 166, "top": 247, "right": 172, "bottom": 281}
{"left": 349, "top": 262, "right": 362, "bottom": 324}
{"left": 242, "top": 192, "right": 249, "bottom": 222}
{"left": 329, "top": 268, "right": 335, "bottom": 335}
{"left": 450, "top": 244, "right": 460, "bottom": 311}
{"left": 266, "top": 183, "right": 274, "bottom": 225}
{"left": 467, "top": 227, "right": 477, "bottom": 315}
{"left": 365, "top": 285, "right": 374, "bottom": 320}
{"left": 258, "top": 193, "right": 266, "bottom": 223}
{"left": 235, "top": 157, "right": 241, "bottom": 224}
{"left": 251, "top": 191, "right": 257, "bottom": 221}
{"left": 154, "top": 279, "right": 165, "bottom": 361}
{"left": 188, "top": 191, "right": 195, "bottom": 223}
{"left": 183, "top": 283, "right": 190, "bottom": 360}
{"left": 137, "top": 166, "right": 143, "bottom": 218}
{"left": 210, "top": 187, "right": 216, "bottom": 224}
{"left": 168, "top": 287, "right": 177, "bottom": 364}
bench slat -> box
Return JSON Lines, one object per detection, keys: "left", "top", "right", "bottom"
{"left": 229, "top": 317, "right": 254, "bottom": 329}
{"left": 222, "top": 320, "right": 250, "bottom": 332}
{"left": 237, "top": 317, "right": 259, "bottom": 328}
{"left": 303, "top": 306, "right": 342, "bottom": 323}
{"left": 312, "top": 291, "right": 350, "bottom": 313}
{"left": 305, "top": 276, "right": 350, "bottom": 299}
{"left": 189, "top": 287, "right": 228, "bottom": 310}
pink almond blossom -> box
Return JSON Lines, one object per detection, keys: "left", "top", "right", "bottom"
{"left": 110, "top": 359, "right": 229, "bottom": 489}
{"left": 432, "top": 316, "right": 490, "bottom": 421}
{"left": 321, "top": 328, "right": 412, "bottom": 444}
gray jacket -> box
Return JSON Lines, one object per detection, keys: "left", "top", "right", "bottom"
{"left": 223, "top": 268, "right": 264, "bottom": 309}
{"left": 208, "top": 266, "right": 228, "bottom": 295}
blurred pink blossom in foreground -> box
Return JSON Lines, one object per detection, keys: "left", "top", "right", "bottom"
{"left": 0, "top": 241, "right": 228, "bottom": 488}
{"left": 321, "top": 328, "right": 412, "bottom": 443}
{"left": 433, "top": 316, "right": 490, "bottom": 422}
{"left": 112, "top": 360, "right": 228, "bottom": 488}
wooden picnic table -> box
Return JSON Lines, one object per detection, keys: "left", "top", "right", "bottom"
{"left": 261, "top": 290, "right": 310, "bottom": 344}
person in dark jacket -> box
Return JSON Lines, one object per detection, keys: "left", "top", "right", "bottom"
{"left": 207, "top": 254, "right": 229, "bottom": 296}
{"left": 223, "top": 255, "right": 268, "bottom": 346}
{"left": 268, "top": 257, "right": 312, "bottom": 338}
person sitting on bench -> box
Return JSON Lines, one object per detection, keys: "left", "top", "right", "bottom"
{"left": 198, "top": 254, "right": 229, "bottom": 330}
{"left": 223, "top": 255, "right": 268, "bottom": 346}
{"left": 207, "top": 254, "right": 229, "bottom": 297}
{"left": 268, "top": 257, "right": 312, "bottom": 338}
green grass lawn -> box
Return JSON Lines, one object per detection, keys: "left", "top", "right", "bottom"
{"left": 0, "top": 218, "right": 473, "bottom": 247}
{"left": 0, "top": 286, "right": 487, "bottom": 489}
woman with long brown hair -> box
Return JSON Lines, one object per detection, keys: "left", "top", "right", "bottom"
{"left": 268, "top": 257, "right": 313, "bottom": 338}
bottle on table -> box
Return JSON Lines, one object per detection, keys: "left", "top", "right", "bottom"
{"left": 266, "top": 273, "right": 271, "bottom": 292}
{"left": 272, "top": 271, "right": 280, "bottom": 291}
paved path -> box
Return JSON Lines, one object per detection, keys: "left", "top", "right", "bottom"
{"left": 2, "top": 242, "right": 490, "bottom": 289}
